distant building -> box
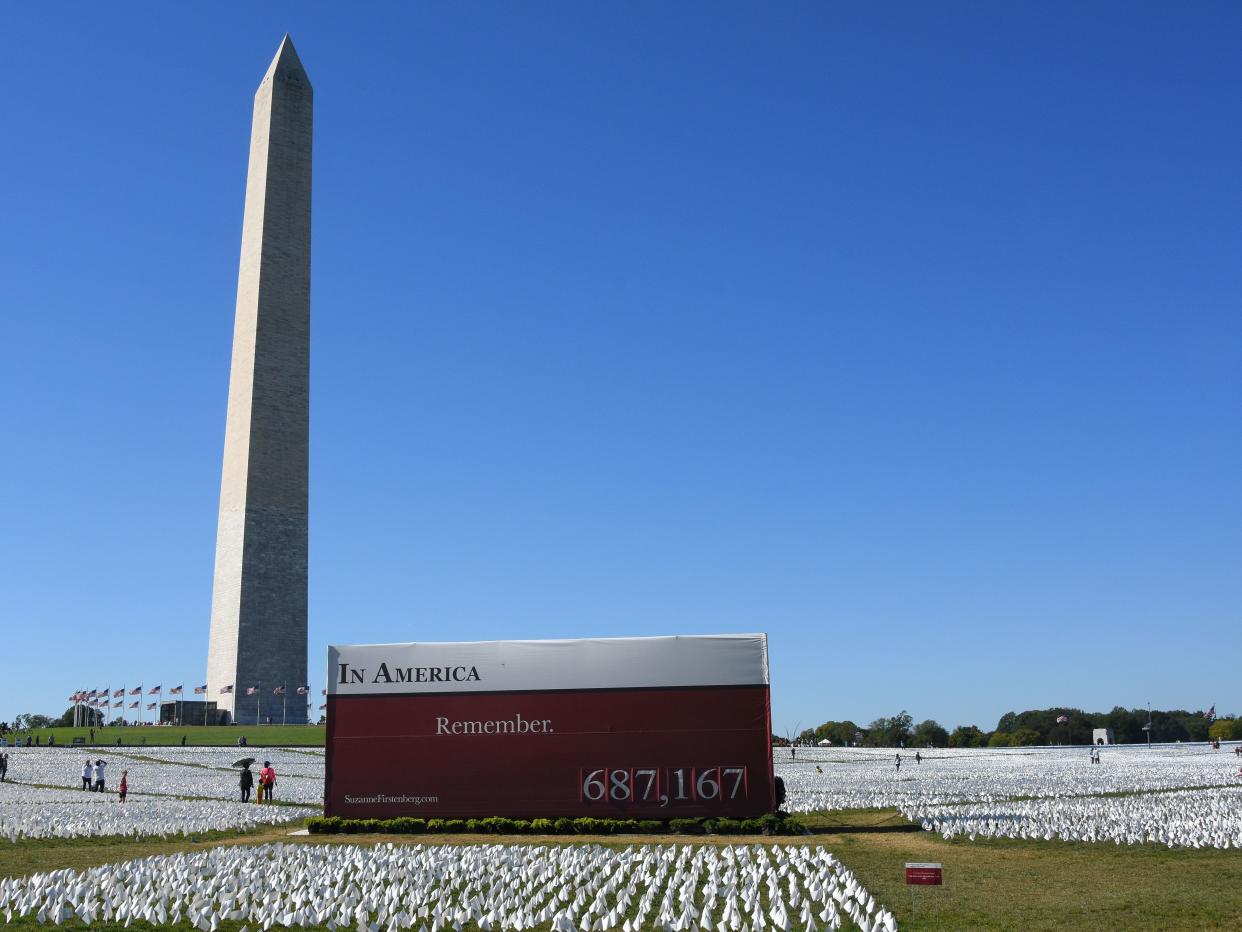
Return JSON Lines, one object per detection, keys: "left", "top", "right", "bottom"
{"left": 159, "top": 700, "right": 220, "bottom": 726}
{"left": 1092, "top": 727, "right": 1115, "bottom": 745}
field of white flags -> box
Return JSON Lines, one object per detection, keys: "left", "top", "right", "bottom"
{"left": 0, "top": 746, "right": 320, "bottom": 840}
{"left": 775, "top": 742, "right": 1242, "bottom": 849}
{"left": 0, "top": 841, "right": 896, "bottom": 932}
{"left": 5, "top": 740, "right": 1241, "bottom": 850}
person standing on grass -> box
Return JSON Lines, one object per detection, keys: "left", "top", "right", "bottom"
{"left": 259, "top": 761, "right": 276, "bottom": 802}
{"left": 0, "top": 752, "right": 8, "bottom": 782}
{"left": 118, "top": 770, "right": 128, "bottom": 803}
{"left": 93, "top": 759, "right": 107, "bottom": 792}
{"left": 82, "top": 759, "right": 92, "bottom": 790}
{"left": 239, "top": 764, "right": 254, "bottom": 803}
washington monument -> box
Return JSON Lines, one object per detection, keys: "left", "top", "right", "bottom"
{"left": 206, "top": 37, "right": 311, "bottom": 725}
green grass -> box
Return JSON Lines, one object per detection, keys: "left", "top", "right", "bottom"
{"left": 801, "top": 809, "right": 1242, "bottom": 930}
{"left": 0, "top": 824, "right": 304, "bottom": 880}
{"left": 2, "top": 809, "right": 1240, "bottom": 930}
{"left": 18, "top": 724, "right": 324, "bottom": 747}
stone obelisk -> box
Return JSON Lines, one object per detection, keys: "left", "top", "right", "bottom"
{"left": 206, "top": 36, "right": 311, "bottom": 725}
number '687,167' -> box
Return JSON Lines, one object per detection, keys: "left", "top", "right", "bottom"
{"left": 579, "top": 766, "right": 749, "bottom": 806}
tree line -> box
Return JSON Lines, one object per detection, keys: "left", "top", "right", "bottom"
{"left": 777, "top": 706, "right": 1239, "bottom": 748}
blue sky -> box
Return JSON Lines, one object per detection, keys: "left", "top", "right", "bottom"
{"left": 1, "top": 3, "right": 1238, "bottom": 734}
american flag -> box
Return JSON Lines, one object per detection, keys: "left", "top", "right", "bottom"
{"left": 113, "top": 688, "right": 125, "bottom": 698}
{"left": 169, "top": 685, "right": 183, "bottom": 695}
{"left": 273, "top": 686, "right": 286, "bottom": 695}
{"left": 246, "top": 686, "right": 259, "bottom": 696}
{"left": 146, "top": 702, "right": 157, "bottom": 711}
{"left": 112, "top": 701, "right": 122, "bottom": 708}
{"left": 296, "top": 686, "right": 309, "bottom": 695}
{"left": 129, "top": 701, "right": 139, "bottom": 709}
{"left": 149, "top": 685, "right": 161, "bottom": 694}
{"left": 129, "top": 687, "right": 142, "bottom": 696}
{"left": 1056, "top": 715, "right": 1069, "bottom": 724}
{"left": 1204, "top": 706, "right": 1216, "bottom": 721}
{"left": 99, "top": 687, "right": 109, "bottom": 696}
{"left": 194, "top": 685, "right": 207, "bottom": 694}
{"left": 219, "top": 685, "right": 234, "bottom": 695}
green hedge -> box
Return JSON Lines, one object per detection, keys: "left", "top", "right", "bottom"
{"left": 307, "top": 812, "right": 799, "bottom": 837}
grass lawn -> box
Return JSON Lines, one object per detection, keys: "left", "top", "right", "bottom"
{"left": 17, "top": 724, "right": 325, "bottom": 748}
{"left": 801, "top": 810, "right": 1242, "bottom": 930}
{"left": 1, "top": 809, "right": 1239, "bottom": 929}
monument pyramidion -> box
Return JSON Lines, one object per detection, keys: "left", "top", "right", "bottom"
{"left": 206, "top": 36, "right": 312, "bottom": 725}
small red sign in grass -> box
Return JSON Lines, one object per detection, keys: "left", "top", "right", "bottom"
{"left": 906, "top": 862, "right": 943, "bottom": 885}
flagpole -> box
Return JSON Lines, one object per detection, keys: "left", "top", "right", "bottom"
{"left": 282, "top": 683, "right": 287, "bottom": 727}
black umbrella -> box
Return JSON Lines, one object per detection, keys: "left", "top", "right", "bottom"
{"left": 233, "top": 757, "right": 256, "bottom": 768}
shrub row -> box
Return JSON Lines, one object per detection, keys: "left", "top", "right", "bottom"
{"left": 307, "top": 813, "right": 801, "bottom": 836}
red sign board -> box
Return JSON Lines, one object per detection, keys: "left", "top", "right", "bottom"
{"left": 325, "top": 635, "right": 773, "bottom": 820}
{"left": 905, "top": 863, "right": 943, "bottom": 885}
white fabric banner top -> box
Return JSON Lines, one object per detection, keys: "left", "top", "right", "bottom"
{"left": 327, "top": 633, "right": 769, "bottom": 696}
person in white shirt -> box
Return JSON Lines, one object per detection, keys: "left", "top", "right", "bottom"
{"left": 93, "top": 760, "right": 107, "bottom": 792}
{"left": 81, "top": 760, "right": 92, "bottom": 790}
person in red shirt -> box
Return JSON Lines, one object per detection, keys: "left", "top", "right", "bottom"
{"left": 258, "top": 761, "right": 276, "bottom": 803}
{"left": 118, "top": 769, "right": 128, "bottom": 803}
